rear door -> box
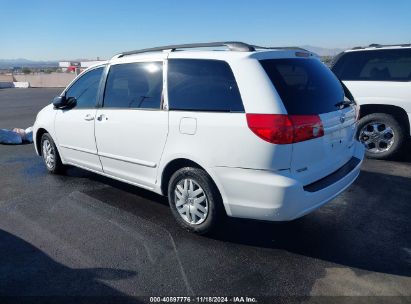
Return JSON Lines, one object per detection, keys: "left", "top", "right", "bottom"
{"left": 260, "top": 58, "right": 357, "bottom": 185}
{"left": 94, "top": 60, "right": 168, "bottom": 189}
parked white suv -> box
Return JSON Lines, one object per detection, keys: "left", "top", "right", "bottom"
{"left": 332, "top": 44, "right": 411, "bottom": 159}
{"left": 33, "top": 42, "right": 364, "bottom": 234}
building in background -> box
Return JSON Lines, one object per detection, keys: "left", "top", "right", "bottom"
{"left": 58, "top": 61, "right": 80, "bottom": 73}
{"left": 59, "top": 60, "right": 105, "bottom": 73}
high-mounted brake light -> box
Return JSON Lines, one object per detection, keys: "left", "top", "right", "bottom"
{"left": 295, "top": 51, "right": 311, "bottom": 57}
{"left": 246, "top": 114, "right": 324, "bottom": 144}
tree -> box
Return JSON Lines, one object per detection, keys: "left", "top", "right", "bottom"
{"left": 321, "top": 56, "right": 335, "bottom": 67}
{"left": 22, "top": 67, "right": 32, "bottom": 74}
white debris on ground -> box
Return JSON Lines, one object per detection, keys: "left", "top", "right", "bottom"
{"left": 0, "top": 127, "right": 33, "bottom": 144}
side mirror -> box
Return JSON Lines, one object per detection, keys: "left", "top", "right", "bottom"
{"left": 52, "top": 96, "right": 66, "bottom": 108}
{"left": 52, "top": 96, "right": 76, "bottom": 109}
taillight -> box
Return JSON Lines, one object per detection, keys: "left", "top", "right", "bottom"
{"left": 246, "top": 114, "right": 294, "bottom": 144}
{"left": 246, "top": 114, "right": 324, "bottom": 144}
{"left": 289, "top": 115, "right": 324, "bottom": 143}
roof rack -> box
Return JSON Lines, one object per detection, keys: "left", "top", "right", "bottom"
{"left": 117, "top": 41, "right": 255, "bottom": 58}
{"left": 114, "top": 42, "right": 311, "bottom": 59}
{"left": 351, "top": 43, "right": 411, "bottom": 50}
{"left": 252, "top": 45, "right": 309, "bottom": 52}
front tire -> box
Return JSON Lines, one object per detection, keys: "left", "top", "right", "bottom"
{"left": 357, "top": 113, "right": 405, "bottom": 160}
{"left": 41, "top": 133, "right": 64, "bottom": 174}
{"left": 168, "top": 167, "right": 223, "bottom": 235}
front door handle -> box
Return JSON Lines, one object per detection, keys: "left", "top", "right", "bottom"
{"left": 84, "top": 114, "right": 94, "bottom": 121}
{"left": 97, "top": 114, "right": 108, "bottom": 121}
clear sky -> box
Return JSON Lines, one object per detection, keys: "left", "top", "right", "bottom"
{"left": 1, "top": 0, "right": 410, "bottom": 60}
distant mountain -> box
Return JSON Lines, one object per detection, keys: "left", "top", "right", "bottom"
{"left": 0, "top": 59, "right": 59, "bottom": 68}
{"left": 300, "top": 46, "right": 346, "bottom": 57}
{"left": 0, "top": 58, "right": 104, "bottom": 69}
{"left": 0, "top": 47, "right": 346, "bottom": 68}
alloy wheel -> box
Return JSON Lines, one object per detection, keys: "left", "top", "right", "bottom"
{"left": 174, "top": 178, "right": 209, "bottom": 225}
{"left": 359, "top": 122, "right": 395, "bottom": 153}
{"left": 42, "top": 139, "right": 56, "bottom": 169}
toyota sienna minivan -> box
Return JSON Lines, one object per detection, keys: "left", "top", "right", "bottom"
{"left": 33, "top": 42, "right": 364, "bottom": 234}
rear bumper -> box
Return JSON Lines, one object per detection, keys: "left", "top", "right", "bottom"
{"left": 211, "top": 141, "right": 364, "bottom": 221}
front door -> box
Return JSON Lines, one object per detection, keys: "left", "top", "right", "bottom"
{"left": 55, "top": 66, "right": 104, "bottom": 172}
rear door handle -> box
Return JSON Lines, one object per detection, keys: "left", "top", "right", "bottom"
{"left": 84, "top": 114, "right": 94, "bottom": 121}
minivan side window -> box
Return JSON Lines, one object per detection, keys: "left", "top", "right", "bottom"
{"left": 332, "top": 49, "right": 411, "bottom": 81}
{"left": 65, "top": 67, "right": 104, "bottom": 109}
{"left": 103, "top": 62, "right": 163, "bottom": 109}
{"left": 168, "top": 59, "right": 244, "bottom": 112}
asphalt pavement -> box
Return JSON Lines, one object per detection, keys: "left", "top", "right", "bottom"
{"left": 0, "top": 88, "right": 410, "bottom": 302}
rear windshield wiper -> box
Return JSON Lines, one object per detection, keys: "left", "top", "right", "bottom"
{"left": 334, "top": 99, "right": 355, "bottom": 109}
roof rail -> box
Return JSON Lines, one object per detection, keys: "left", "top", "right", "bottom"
{"left": 117, "top": 41, "right": 255, "bottom": 58}
{"left": 370, "top": 43, "right": 411, "bottom": 48}
{"left": 351, "top": 43, "right": 411, "bottom": 50}
{"left": 252, "top": 45, "right": 309, "bottom": 52}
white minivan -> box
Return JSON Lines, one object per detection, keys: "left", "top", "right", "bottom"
{"left": 33, "top": 42, "right": 364, "bottom": 234}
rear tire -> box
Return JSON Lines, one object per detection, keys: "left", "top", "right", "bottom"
{"left": 357, "top": 113, "right": 405, "bottom": 160}
{"left": 168, "top": 167, "right": 223, "bottom": 235}
{"left": 41, "top": 133, "right": 64, "bottom": 174}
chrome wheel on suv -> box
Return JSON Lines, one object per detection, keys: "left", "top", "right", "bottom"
{"left": 357, "top": 113, "right": 405, "bottom": 160}
{"left": 174, "top": 178, "right": 209, "bottom": 225}
{"left": 359, "top": 122, "right": 395, "bottom": 153}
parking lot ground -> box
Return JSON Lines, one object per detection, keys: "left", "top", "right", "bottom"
{"left": 0, "top": 88, "right": 410, "bottom": 301}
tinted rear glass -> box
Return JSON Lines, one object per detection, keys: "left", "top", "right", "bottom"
{"left": 103, "top": 62, "right": 163, "bottom": 109}
{"left": 260, "top": 59, "right": 344, "bottom": 115}
{"left": 332, "top": 49, "right": 411, "bottom": 81}
{"left": 168, "top": 59, "right": 244, "bottom": 112}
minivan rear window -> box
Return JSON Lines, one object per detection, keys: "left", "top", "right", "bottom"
{"left": 332, "top": 49, "right": 411, "bottom": 81}
{"left": 260, "top": 58, "right": 344, "bottom": 115}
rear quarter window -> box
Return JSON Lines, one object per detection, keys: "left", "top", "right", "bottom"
{"left": 167, "top": 59, "right": 244, "bottom": 112}
{"left": 260, "top": 58, "right": 344, "bottom": 115}
{"left": 332, "top": 49, "right": 411, "bottom": 81}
